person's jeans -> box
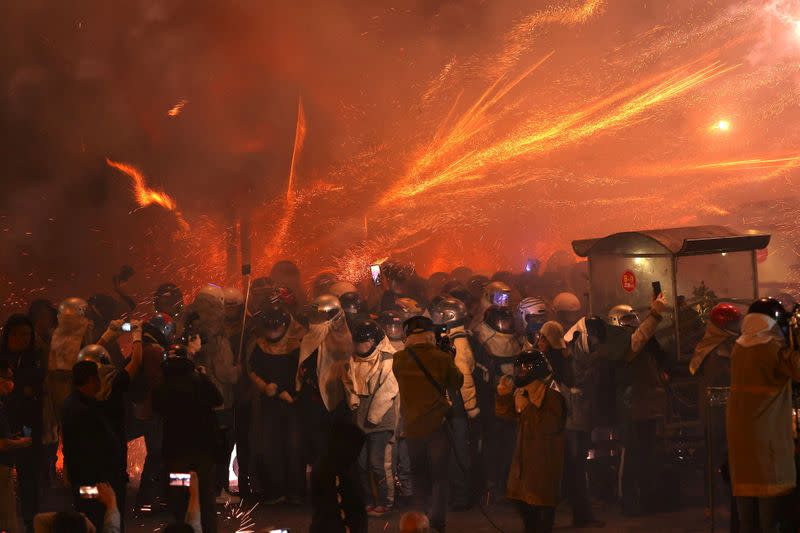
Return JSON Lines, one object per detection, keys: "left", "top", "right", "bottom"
{"left": 564, "top": 429, "right": 594, "bottom": 524}
{"left": 483, "top": 414, "right": 516, "bottom": 496}
{"left": 514, "top": 501, "right": 555, "bottom": 533}
{"left": 407, "top": 424, "right": 451, "bottom": 532}
{"left": 736, "top": 496, "right": 781, "bottom": 533}
{"left": 359, "top": 430, "right": 393, "bottom": 507}
{"left": 448, "top": 414, "right": 472, "bottom": 508}
{"left": 391, "top": 436, "right": 413, "bottom": 498}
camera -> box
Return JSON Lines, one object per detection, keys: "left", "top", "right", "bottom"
{"left": 169, "top": 473, "right": 191, "bottom": 487}
{"left": 79, "top": 486, "right": 98, "bottom": 499}
{"left": 121, "top": 322, "right": 132, "bottom": 332}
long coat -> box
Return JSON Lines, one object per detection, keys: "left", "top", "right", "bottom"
{"left": 496, "top": 384, "right": 566, "bottom": 506}
{"left": 727, "top": 338, "right": 800, "bottom": 497}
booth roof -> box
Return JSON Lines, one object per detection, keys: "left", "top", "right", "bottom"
{"left": 571, "top": 225, "right": 770, "bottom": 258}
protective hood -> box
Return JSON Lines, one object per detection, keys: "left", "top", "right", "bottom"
{"left": 297, "top": 317, "right": 353, "bottom": 411}
{"left": 49, "top": 313, "right": 91, "bottom": 371}
{"left": 690, "top": 322, "right": 736, "bottom": 375}
{"left": 349, "top": 336, "right": 396, "bottom": 396}
{"left": 475, "top": 321, "right": 520, "bottom": 357}
{"left": 736, "top": 313, "right": 781, "bottom": 348}
{"left": 514, "top": 378, "right": 559, "bottom": 413}
{"left": 259, "top": 317, "right": 304, "bottom": 355}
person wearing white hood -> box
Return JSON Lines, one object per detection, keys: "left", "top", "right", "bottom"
{"left": 473, "top": 305, "right": 522, "bottom": 500}
{"left": 727, "top": 298, "right": 800, "bottom": 533}
{"left": 342, "top": 319, "right": 399, "bottom": 517}
{"left": 297, "top": 294, "right": 354, "bottom": 466}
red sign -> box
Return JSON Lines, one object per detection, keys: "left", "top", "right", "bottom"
{"left": 757, "top": 247, "right": 769, "bottom": 264}
{"left": 622, "top": 270, "right": 637, "bottom": 293}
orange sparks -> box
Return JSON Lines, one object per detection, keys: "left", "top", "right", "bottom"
{"left": 106, "top": 158, "right": 189, "bottom": 231}
{"left": 167, "top": 99, "right": 187, "bottom": 117}
{"left": 286, "top": 96, "right": 307, "bottom": 203}
{"left": 692, "top": 155, "right": 800, "bottom": 171}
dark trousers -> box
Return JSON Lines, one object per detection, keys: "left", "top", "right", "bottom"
{"left": 622, "top": 418, "right": 660, "bottom": 515}
{"left": 17, "top": 445, "right": 40, "bottom": 532}
{"left": 359, "top": 430, "right": 393, "bottom": 507}
{"left": 72, "top": 477, "right": 126, "bottom": 533}
{"left": 234, "top": 403, "right": 252, "bottom": 495}
{"left": 736, "top": 496, "right": 780, "bottom": 533}
{"left": 407, "top": 424, "right": 451, "bottom": 533}
{"left": 564, "top": 429, "right": 594, "bottom": 524}
{"left": 301, "top": 400, "right": 334, "bottom": 468}
{"left": 515, "top": 501, "right": 555, "bottom": 533}
{"left": 448, "top": 414, "right": 472, "bottom": 508}
{"left": 166, "top": 457, "right": 217, "bottom": 533}
{"left": 215, "top": 409, "right": 235, "bottom": 493}
{"left": 483, "top": 414, "right": 516, "bottom": 495}
{"left": 254, "top": 405, "right": 304, "bottom": 500}
{"left": 136, "top": 416, "right": 164, "bottom": 508}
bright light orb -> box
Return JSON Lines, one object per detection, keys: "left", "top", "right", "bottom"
{"left": 712, "top": 119, "right": 731, "bottom": 132}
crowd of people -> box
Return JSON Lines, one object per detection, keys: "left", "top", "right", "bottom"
{"left": 0, "top": 258, "right": 799, "bottom": 533}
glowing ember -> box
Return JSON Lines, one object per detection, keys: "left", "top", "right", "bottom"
{"left": 167, "top": 99, "right": 188, "bottom": 117}
{"left": 106, "top": 158, "right": 190, "bottom": 231}
{"left": 712, "top": 119, "right": 731, "bottom": 131}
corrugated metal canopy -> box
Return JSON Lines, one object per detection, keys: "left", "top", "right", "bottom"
{"left": 572, "top": 225, "right": 770, "bottom": 257}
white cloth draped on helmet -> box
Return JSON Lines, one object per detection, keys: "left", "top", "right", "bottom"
{"left": 348, "top": 337, "right": 397, "bottom": 396}
{"left": 736, "top": 314, "right": 780, "bottom": 348}
{"left": 49, "top": 313, "right": 91, "bottom": 371}
{"left": 297, "top": 314, "right": 353, "bottom": 411}
{"left": 474, "top": 322, "right": 521, "bottom": 357}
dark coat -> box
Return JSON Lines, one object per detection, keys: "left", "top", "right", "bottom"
{"left": 61, "top": 391, "right": 122, "bottom": 486}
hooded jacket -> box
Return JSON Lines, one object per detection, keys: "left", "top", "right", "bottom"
{"left": 297, "top": 318, "right": 353, "bottom": 411}
{"left": 690, "top": 322, "right": 736, "bottom": 376}
{"left": 496, "top": 379, "right": 566, "bottom": 507}
{"left": 727, "top": 313, "right": 800, "bottom": 497}
{"left": 342, "top": 337, "right": 399, "bottom": 433}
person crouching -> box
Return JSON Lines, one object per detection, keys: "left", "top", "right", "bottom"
{"left": 496, "top": 349, "right": 566, "bottom": 533}
{"left": 343, "top": 319, "right": 399, "bottom": 517}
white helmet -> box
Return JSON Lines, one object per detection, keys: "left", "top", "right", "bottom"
{"left": 553, "top": 292, "right": 581, "bottom": 313}
{"left": 483, "top": 281, "right": 512, "bottom": 308}
{"left": 518, "top": 296, "right": 548, "bottom": 326}
{"left": 58, "top": 297, "right": 88, "bottom": 318}
{"left": 197, "top": 284, "right": 225, "bottom": 306}
{"left": 608, "top": 304, "right": 640, "bottom": 328}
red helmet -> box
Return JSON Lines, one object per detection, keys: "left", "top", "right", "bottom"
{"left": 709, "top": 303, "right": 742, "bottom": 330}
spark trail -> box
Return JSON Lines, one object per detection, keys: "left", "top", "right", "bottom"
{"left": 105, "top": 158, "right": 190, "bottom": 231}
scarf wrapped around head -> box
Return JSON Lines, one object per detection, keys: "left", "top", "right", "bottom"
{"left": 736, "top": 314, "right": 781, "bottom": 348}
{"left": 49, "top": 314, "right": 91, "bottom": 371}
{"left": 514, "top": 378, "right": 559, "bottom": 413}
{"left": 690, "top": 322, "right": 736, "bottom": 375}
{"left": 297, "top": 314, "right": 353, "bottom": 411}
{"left": 258, "top": 318, "right": 304, "bottom": 355}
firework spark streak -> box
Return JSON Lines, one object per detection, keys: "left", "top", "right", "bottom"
{"left": 167, "top": 99, "right": 188, "bottom": 117}
{"left": 105, "top": 158, "right": 190, "bottom": 231}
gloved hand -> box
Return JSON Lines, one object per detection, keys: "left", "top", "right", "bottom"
{"left": 99, "top": 319, "right": 125, "bottom": 345}
{"left": 497, "top": 375, "right": 515, "bottom": 396}
{"left": 651, "top": 293, "right": 669, "bottom": 317}
{"left": 467, "top": 406, "right": 481, "bottom": 419}
{"left": 262, "top": 382, "right": 278, "bottom": 397}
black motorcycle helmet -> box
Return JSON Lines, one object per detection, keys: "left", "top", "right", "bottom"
{"left": 339, "top": 291, "right": 366, "bottom": 316}
{"left": 403, "top": 315, "right": 435, "bottom": 337}
{"left": 484, "top": 305, "right": 515, "bottom": 334}
{"left": 260, "top": 304, "right": 292, "bottom": 343}
{"left": 748, "top": 297, "right": 787, "bottom": 322}
{"left": 352, "top": 320, "right": 386, "bottom": 357}
{"left": 377, "top": 310, "right": 405, "bottom": 342}
{"left": 513, "top": 349, "right": 553, "bottom": 387}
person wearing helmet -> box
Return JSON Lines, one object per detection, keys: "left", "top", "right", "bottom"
{"left": 247, "top": 304, "right": 304, "bottom": 505}
{"left": 394, "top": 297, "right": 425, "bottom": 323}
{"left": 727, "top": 298, "right": 800, "bottom": 532}
{"left": 473, "top": 305, "right": 523, "bottom": 499}
{"left": 467, "top": 280, "right": 514, "bottom": 332}
{"left": 432, "top": 296, "right": 479, "bottom": 510}
{"left": 552, "top": 292, "right": 583, "bottom": 331}
{"left": 517, "top": 297, "right": 548, "bottom": 343}
{"left": 426, "top": 272, "right": 451, "bottom": 304}
{"left": 297, "top": 294, "right": 353, "bottom": 464}
{"left": 615, "top": 294, "right": 670, "bottom": 516}
{"left": 155, "top": 283, "right": 184, "bottom": 320}
{"left": 223, "top": 287, "right": 245, "bottom": 328}
{"left": 393, "top": 316, "right": 463, "bottom": 533}
{"left": 187, "top": 285, "right": 241, "bottom": 506}
{"left": 341, "top": 320, "right": 399, "bottom": 517}
{"left": 270, "top": 260, "right": 306, "bottom": 311}
{"left": 495, "top": 349, "right": 566, "bottom": 533}
{"left": 688, "top": 302, "right": 742, "bottom": 514}
{"left": 339, "top": 291, "right": 368, "bottom": 329}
